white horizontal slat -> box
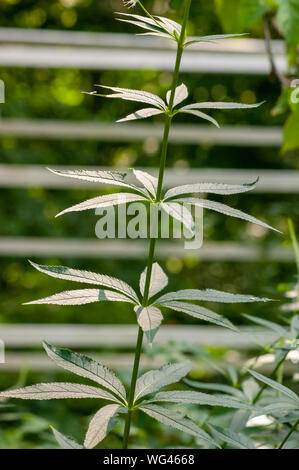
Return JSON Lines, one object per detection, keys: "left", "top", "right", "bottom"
{"left": 0, "top": 238, "right": 292, "bottom": 262}
{"left": 0, "top": 120, "right": 283, "bottom": 147}
{"left": 0, "top": 28, "right": 285, "bottom": 54}
{"left": 0, "top": 29, "right": 286, "bottom": 75}
{"left": 0, "top": 165, "right": 296, "bottom": 192}
{"left": 0, "top": 324, "right": 278, "bottom": 349}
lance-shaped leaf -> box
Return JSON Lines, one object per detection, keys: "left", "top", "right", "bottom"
{"left": 154, "top": 288, "right": 270, "bottom": 305}
{"left": 117, "top": 107, "right": 164, "bottom": 123}
{"left": 48, "top": 168, "right": 147, "bottom": 197}
{"left": 24, "top": 289, "right": 133, "bottom": 306}
{"left": 134, "top": 306, "right": 163, "bottom": 344}
{"left": 184, "top": 379, "right": 244, "bottom": 399}
{"left": 155, "top": 15, "right": 181, "bottom": 35}
{"left": 184, "top": 33, "right": 248, "bottom": 47}
{"left": 149, "top": 391, "right": 254, "bottom": 410}
{"left": 28, "top": 262, "right": 139, "bottom": 303}
{"left": 166, "top": 83, "right": 188, "bottom": 108}
{"left": 140, "top": 404, "right": 215, "bottom": 446}
{"left": 132, "top": 169, "right": 158, "bottom": 198}
{"left": 181, "top": 101, "right": 263, "bottom": 111}
{"left": 209, "top": 425, "right": 255, "bottom": 449}
{"left": 139, "top": 262, "right": 168, "bottom": 299}
{"left": 171, "top": 197, "right": 280, "bottom": 233}
{"left": 161, "top": 202, "right": 195, "bottom": 235}
{"left": 247, "top": 369, "right": 299, "bottom": 403}
{"left": 134, "top": 361, "right": 192, "bottom": 402}
{"left": 56, "top": 193, "right": 148, "bottom": 218}
{"left": 84, "top": 404, "right": 121, "bottom": 449}
{"left": 0, "top": 383, "right": 119, "bottom": 401}
{"left": 243, "top": 314, "right": 287, "bottom": 335}
{"left": 51, "top": 427, "right": 84, "bottom": 449}
{"left": 164, "top": 179, "right": 259, "bottom": 200}
{"left": 158, "top": 301, "right": 237, "bottom": 331}
{"left": 43, "top": 342, "right": 127, "bottom": 402}
{"left": 179, "top": 109, "right": 220, "bottom": 127}
{"left": 96, "top": 85, "right": 166, "bottom": 110}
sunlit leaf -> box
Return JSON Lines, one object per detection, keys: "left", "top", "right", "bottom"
{"left": 166, "top": 83, "right": 188, "bottom": 108}
{"left": 24, "top": 289, "right": 133, "bottom": 306}
{"left": 133, "top": 169, "right": 158, "bottom": 198}
{"left": 84, "top": 404, "right": 121, "bottom": 448}
{"left": 139, "top": 262, "right": 168, "bottom": 299}
{"left": 164, "top": 179, "right": 259, "bottom": 200}
{"left": 117, "top": 107, "right": 163, "bottom": 123}
{"left": 155, "top": 288, "right": 270, "bottom": 304}
{"left": 149, "top": 390, "right": 254, "bottom": 409}
{"left": 51, "top": 427, "right": 84, "bottom": 449}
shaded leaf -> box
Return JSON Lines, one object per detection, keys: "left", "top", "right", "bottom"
{"left": 140, "top": 404, "right": 215, "bottom": 445}
{"left": 134, "top": 362, "right": 192, "bottom": 402}
{"left": 97, "top": 85, "right": 166, "bottom": 109}
{"left": 243, "top": 314, "right": 287, "bottom": 335}
{"left": 134, "top": 306, "right": 163, "bottom": 343}
{"left": 149, "top": 390, "right": 254, "bottom": 410}
{"left": 42, "top": 342, "right": 127, "bottom": 402}
{"left": 184, "top": 379, "right": 244, "bottom": 399}
{"left": 209, "top": 425, "right": 255, "bottom": 449}
{"left": 184, "top": 33, "right": 248, "bottom": 47}
{"left": 179, "top": 109, "right": 220, "bottom": 127}
{"left": 247, "top": 369, "right": 299, "bottom": 403}
{"left": 51, "top": 427, "right": 84, "bottom": 449}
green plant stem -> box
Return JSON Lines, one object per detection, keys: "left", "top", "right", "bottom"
{"left": 278, "top": 418, "right": 299, "bottom": 449}
{"left": 288, "top": 218, "right": 299, "bottom": 276}
{"left": 252, "top": 352, "right": 288, "bottom": 404}
{"left": 121, "top": 0, "right": 192, "bottom": 449}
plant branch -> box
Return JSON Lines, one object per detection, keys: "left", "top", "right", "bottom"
{"left": 278, "top": 418, "right": 299, "bottom": 449}
{"left": 252, "top": 352, "right": 288, "bottom": 404}
{"left": 122, "top": 0, "right": 192, "bottom": 449}
{"left": 263, "top": 14, "right": 289, "bottom": 88}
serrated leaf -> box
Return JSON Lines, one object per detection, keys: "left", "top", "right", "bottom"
{"left": 117, "top": 107, "right": 163, "bottom": 123}
{"left": 183, "top": 379, "right": 244, "bottom": 399}
{"left": 166, "top": 83, "right": 188, "bottom": 108}
{"left": 161, "top": 202, "right": 195, "bottom": 235}
{"left": 182, "top": 101, "right": 263, "bottom": 110}
{"left": 247, "top": 369, "right": 299, "bottom": 403}
{"left": 209, "top": 425, "right": 255, "bottom": 449}
{"left": 134, "top": 306, "right": 163, "bottom": 343}
{"left": 139, "top": 262, "right": 168, "bottom": 300}
{"left": 97, "top": 85, "right": 166, "bottom": 110}
{"left": 134, "top": 361, "right": 192, "bottom": 402}
{"left": 140, "top": 404, "right": 215, "bottom": 445}
{"left": 48, "top": 168, "right": 147, "bottom": 196}
{"left": 84, "top": 404, "right": 121, "bottom": 448}
{"left": 149, "top": 391, "right": 254, "bottom": 410}
{"left": 56, "top": 192, "right": 148, "bottom": 218}
{"left": 164, "top": 179, "right": 258, "bottom": 200}
{"left": 43, "top": 342, "right": 126, "bottom": 402}
{"left": 158, "top": 301, "right": 237, "bottom": 331}
{"left": 179, "top": 109, "right": 220, "bottom": 127}
{"left": 171, "top": 197, "right": 280, "bottom": 233}
{"left": 51, "top": 427, "right": 84, "bottom": 449}
{"left": 24, "top": 289, "right": 133, "bottom": 306}
{"left": 28, "top": 261, "right": 139, "bottom": 303}
{"left": 133, "top": 169, "right": 158, "bottom": 198}
{"left": 154, "top": 288, "right": 270, "bottom": 304}
{"left": 0, "top": 383, "right": 118, "bottom": 401}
